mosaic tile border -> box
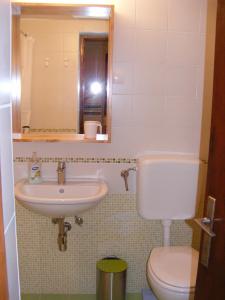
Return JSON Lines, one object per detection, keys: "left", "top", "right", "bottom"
{"left": 14, "top": 157, "right": 137, "bottom": 164}
{"left": 30, "top": 129, "right": 76, "bottom": 133}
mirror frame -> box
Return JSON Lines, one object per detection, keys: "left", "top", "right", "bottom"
{"left": 12, "top": 3, "right": 114, "bottom": 143}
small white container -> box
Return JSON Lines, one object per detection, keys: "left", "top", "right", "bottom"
{"left": 84, "top": 121, "right": 102, "bottom": 139}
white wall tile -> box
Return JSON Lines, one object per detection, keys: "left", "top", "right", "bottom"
{"left": 0, "top": 106, "right": 15, "bottom": 229}
{"left": 136, "top": 0, "right": 168, "bottom": 30}
{"left": 163, "top": 123, "right": 201, "bottom": 153}
{"left": 135, "top": 29, "right": 167, "bottom": 65}
{"left": 167, "top": 32, "right": 204, "bottom": 66}
{"left": 166, "top": 67, "right": 198, "bottom": 97}
{"left": 199, "top": 34, "right": 207, "bottom": 68}
{"left": 133, "top": 95, "right": 165, "bottom": 127}
{"left": 21, "top": 18, "right": 62, "bottom": 35}
{"left": 112, "top": 94, "right": 133, "bottom": 126}
{"left": 196, "top": 65, "right": 206, "bottom": 100}
{"left": 134, "top": 64, "right": 166, "bottom": 96}
{"left": 199, "top": 0, "right": 208, "bottom": 34}
{"left": 113, "top": 27, "right": 135, "bottom": 61}
{"left": 114, "top": 0, "right": 135, "bottom": 29}
{"left": 113, "top": 62, "right": 134, "bottom": 94}
{"left": 35, "top": 33, "right": 63, "bottom": 52}
{"left": 111, "top": 125, "right": 166, "bottom": 157}
{"left": 164, "top": 97, "right": 202, "bottom": 129}
{"left": 4, "top": 218, "right": 20, "bottom": 300}
{"left": 168, "top": 0, "right": 202, "bottom": 32}
{"left": 63, "top": 33, "right": 78, "bottom": 52}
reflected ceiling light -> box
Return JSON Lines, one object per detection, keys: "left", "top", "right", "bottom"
{"left": 0, "top": 81, "right": 11, "bottom": 95}
{"left": 11, "top": 77, "right": 21, "bottom": 99}
{"left": 90, "top": 81, "right": 102, "bottom": 95}
{"left": 87, "top": 6, "right": 110, "bottom": 18}
{"left": 72, "top": 6, "right": 110, "bottom": 19}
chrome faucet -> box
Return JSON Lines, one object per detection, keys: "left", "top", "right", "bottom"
{"left": 57, "top": 161, "right": 66, "bottom": 185}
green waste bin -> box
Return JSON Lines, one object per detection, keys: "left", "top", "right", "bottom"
{"left": 96, "top": 256, "right": 127, "bottom": 300}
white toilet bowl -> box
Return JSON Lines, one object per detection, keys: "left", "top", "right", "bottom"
{"left": 147, "top": 246, "right": 199, "bottom": 300}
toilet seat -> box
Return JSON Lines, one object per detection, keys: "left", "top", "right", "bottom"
{"left": 147, "top": 246, "right": 199, "bottom": 293}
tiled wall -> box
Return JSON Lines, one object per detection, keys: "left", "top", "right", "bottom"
{"left": 0, "top": 0, "right": 20, "bottom": 298}
{"left": 13, "top": 0, "right": 209, "bottom": 296}
{"left": 14, "top": 157, "right": 207, "bottom": 294}
{"left": 14, "top": 0, "right": 207, "bottom": 158}
{"left": 0, "top": 106, "right": 20, "bottom": 300}
{"left": 16, "top": 194, "right": 193, "bottom": 294}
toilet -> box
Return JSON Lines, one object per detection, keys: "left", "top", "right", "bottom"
{"left": 147, "top": 246, "right": 199, "bottom": 300}
{"left": 136, "top": 155, "right": 201, "bottom": 300}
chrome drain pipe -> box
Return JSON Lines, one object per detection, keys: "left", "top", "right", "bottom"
{"left": 52, "top": 218, "right": 72, "bottom": 251}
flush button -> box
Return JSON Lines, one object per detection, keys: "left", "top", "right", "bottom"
{"left": 59, "top": 188, "right": 64, "bottom": 193}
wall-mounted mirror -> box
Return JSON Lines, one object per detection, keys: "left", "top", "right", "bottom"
{"left": 12, "top": 4, "right": 113, "bottom": 142}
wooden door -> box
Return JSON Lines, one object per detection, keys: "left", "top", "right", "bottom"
{"left": 0, "top": 163, "right": 9, "bottom": 300}
{"left": 79, "top": 35, "right": 108, "bottom": 133}
{"left": 195, "top": 1, "right": 225, "bottom": 299}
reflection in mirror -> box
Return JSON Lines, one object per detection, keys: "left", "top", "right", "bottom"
{"left": 12, "top": 4, "right": 113, "bottom": 142}
{"left": 20, "top": 17, "right": 108, "bottom": 134}
{"left": 79, "top": 34, "right": 108, "bottom": 133}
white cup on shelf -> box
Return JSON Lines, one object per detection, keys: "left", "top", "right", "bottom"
{"left": 84, "top": 121, "right": 102, "bottom": 139}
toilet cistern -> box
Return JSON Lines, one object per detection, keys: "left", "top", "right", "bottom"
{"left": 57, "top": 161, "right": 66, "bottom": 184}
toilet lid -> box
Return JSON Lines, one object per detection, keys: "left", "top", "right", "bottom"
{"left": 148, "top": 246, "right": 199, "bottom": 289}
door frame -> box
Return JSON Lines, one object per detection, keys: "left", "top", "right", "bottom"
{"left": 195, "top": 0, "right": 225, "bottom": 298}
{"left": 0, "top": 160, "right": 9, "bottom": 300}
{"left": 79, "top": 34, "right": 108, "bottom": 133}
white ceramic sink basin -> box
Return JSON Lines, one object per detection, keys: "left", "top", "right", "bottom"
{"left": 15, "top": 178, "right": 108, "bottom": 217}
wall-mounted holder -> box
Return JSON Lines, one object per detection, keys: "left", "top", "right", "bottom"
{"left": 121, "top": 167, "right": 136, "bottom": 191}
{"left": 75, "top": 216, "right": 83, "bottom": 226}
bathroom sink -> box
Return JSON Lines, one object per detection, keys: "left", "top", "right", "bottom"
{"left": 15, "top": 178, "right": 108, "bottom": 217}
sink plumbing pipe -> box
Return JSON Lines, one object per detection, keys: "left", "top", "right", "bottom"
{"left": 52, "top": 218, "right": 72, "bottom": 251}
{"left": 162, "top": 220, "right": 172, "bottom": 247}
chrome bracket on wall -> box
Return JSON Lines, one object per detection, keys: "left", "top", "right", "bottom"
{"left": 75, "top": 216, "right": 83, "bottom": 226}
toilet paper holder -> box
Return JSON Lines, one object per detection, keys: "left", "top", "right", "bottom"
{"left": 120, "top": 167, "right": 136, "bottom": 191}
